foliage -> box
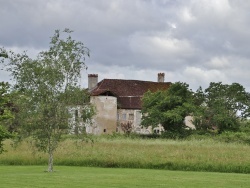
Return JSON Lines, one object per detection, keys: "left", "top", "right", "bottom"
{"left": 193, "top": 82, "right": 250, "bottom": 132}
{"left": 141, "top": 81, "right": 250, "bottom": 134}
{"left": 0, "top": 29, "right": 92, "bottom": 172}
{"left": 65, "top": 87, "right": 95, "bottom": 136}
{"left": 0, "top": 82, "right": 13, "bottom": 153}
{"left": 0, "top": 126, "right": 12, "bottom": 154}
{"left": 239, "top": 120, "right": 250, "bottom": 133}
{"left": 141, "top": 82, "right": 195, "bottom": 132}
{"left": 160, "top": 128, "right": 194, "bottom": 139}
{"left": 216, "top": 131, "right": 250, "bottom": 145}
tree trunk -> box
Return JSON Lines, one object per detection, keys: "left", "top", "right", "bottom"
{"left": 47, "top": 148, "right": 54, "bottom": 172}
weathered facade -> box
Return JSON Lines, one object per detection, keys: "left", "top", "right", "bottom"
{"left": 68, "top": 105, "right": 93, "bottom": 134}
{"left": 89, "top": 96, "right": 117, "bottom": 134}
{"left": 88, "top": 73, "right": 171, "bottom": 135}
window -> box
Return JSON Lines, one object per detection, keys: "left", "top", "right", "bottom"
{"left": 129, "top": 113, "right": 134, "bottom": 120}
{"left": 104, "top": 129, "right": 106, "bottom": 133}
{"left": 154, "top": 129, "right": 160, "bottom": 134}
{"left": 75, "top": 110, "right": 78, "bottom": 121}
{"left": 122, "top": 114, "right": 127, "bottom": 120}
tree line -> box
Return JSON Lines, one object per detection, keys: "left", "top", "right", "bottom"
{"left": 141, "top": 81, "right": 250, "bottom": 135}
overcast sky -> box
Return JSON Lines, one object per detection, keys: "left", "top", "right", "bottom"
{"left": 1, "top": 0, "right": 250, "bottom": 91}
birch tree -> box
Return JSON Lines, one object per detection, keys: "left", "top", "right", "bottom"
{"left": 0, "top": 29, "right": 91, "bottom": 172}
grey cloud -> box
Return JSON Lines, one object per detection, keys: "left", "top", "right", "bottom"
{"left": 1, "top": 0, "right": 250, "bottom": 92}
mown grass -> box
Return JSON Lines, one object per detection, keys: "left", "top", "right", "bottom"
{"left": 0, "top": 136, "right": 250, "bottom": 173}
{"left": 0, "top": 166, "right": 250, "bottom": 188}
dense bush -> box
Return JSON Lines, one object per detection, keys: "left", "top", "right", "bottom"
{"left": 160, "top": 129, "right": 194, "bottom": 139}
{"left": 239, "top": 120, "right": 250, "bottom": 133}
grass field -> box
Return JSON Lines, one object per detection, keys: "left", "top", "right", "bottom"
{"left": 0, "top": 166, "right": 250, "bottom": 188}
{"left": 1, "top": 137, "right": 250, "bottom": 173}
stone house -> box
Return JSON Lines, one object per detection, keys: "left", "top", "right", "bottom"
{"left": 86, "top": 73, "right": 171, "bottom": 135}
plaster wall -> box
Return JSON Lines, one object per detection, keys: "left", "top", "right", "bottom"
{"left": 184, "top": 116, "right": 196, "bottom": 129}
{"left": 90, "top": 96, "right": 117, "bottom": 135}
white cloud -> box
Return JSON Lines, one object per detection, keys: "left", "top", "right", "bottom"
{"left": 168, "top": 22, "right": 177, "bottom": 29}
{"left": 205, "top": 57, "right": 231, "bottom": 70}
{"left": 180, "top": 7, "right": 196, "bottom": 23}
{"left": 182, "top": 66, "right": 227, "bottom": 90}
{"left": 129, "top": 32, "right": 196, "bottom": 60}
{"left": 189, "top": 0, "right": 232, "bottom": 18}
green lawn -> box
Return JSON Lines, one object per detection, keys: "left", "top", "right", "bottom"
{"left": 0, "top": 166, "right": 249, "bottom": 188}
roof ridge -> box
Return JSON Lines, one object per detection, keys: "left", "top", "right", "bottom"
{"left": 97, "top": 79, "right": 105, "bottom": 89}
{"left": 102, "top": 78, "right": 164, "bottom": 83}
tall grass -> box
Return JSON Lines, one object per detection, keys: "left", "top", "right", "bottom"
{"left": 0, "top": 136, "right": 250, "bottom": 173}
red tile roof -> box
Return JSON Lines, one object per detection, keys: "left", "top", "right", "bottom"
{"left": 90, "top": 79, "right": 171, "bottom": 109}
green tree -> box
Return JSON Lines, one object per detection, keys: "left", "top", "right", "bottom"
{"left": 193, "top": 82, "right": 250, "bottom": 132}
{"left": 0, "top": 82, "right": 13, "bottom": 154}
{"left": 141, "top": 82, "right": 195, "bottom": 132}
{"left": 0, "top": 29, "right": 93, "bottom": 172}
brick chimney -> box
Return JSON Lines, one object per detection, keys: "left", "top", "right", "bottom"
{"left": 157, "top": 73, "right": 165, "bottom": 82}
{"left": 88, "top": 74, "right": 98, "bottom": 90}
